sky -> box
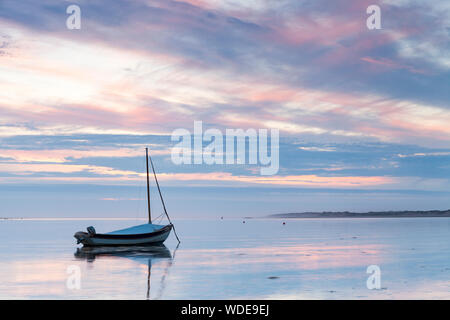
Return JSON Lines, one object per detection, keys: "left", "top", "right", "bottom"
{"left": 0, "top": 0, "right": 449, "bottom": 218}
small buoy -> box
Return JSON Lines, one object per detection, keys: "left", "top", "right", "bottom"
{"left": 243, "top": 221, "right": 245, "bottom": 224}
{"left": 282, "top": 222, "right": 286, "bottom": 225}
{"left": 221, "top": 216, "right": 223, "bottom": 220}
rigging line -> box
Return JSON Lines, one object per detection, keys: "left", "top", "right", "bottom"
{"left": 148, "top": 152, "right": 181, "bottom": 243}
{"left": 154, "top": 213, "right": 164, "bottom": 224}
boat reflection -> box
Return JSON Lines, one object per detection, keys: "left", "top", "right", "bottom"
{"left": 74, "top": 245, "right": 177, "bottom": 299}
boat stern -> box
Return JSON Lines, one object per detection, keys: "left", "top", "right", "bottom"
{"left": 74, "top": 231, "right": 93, "bottom": 245}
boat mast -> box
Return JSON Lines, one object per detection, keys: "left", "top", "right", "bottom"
{"left": 146, "top": 147, "right": 152, "bottom": 223}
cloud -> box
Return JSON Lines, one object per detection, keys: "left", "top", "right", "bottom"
{"left": 397, "top": 152, "right": 450, "bottom": 158}
{"left": 361, "top": 56, "right": 427, "bottom": 74}
{"left": 1, "top": 0, "right": 449, "bottom": 143}
{"left": 298, "top": 146, "right": 337, "bottom": 152}
{"left": 0, "top": 147, "right": 170, "bottom": 163}
{"left": 0, "top": 0, "right": 449, "bottom": 214}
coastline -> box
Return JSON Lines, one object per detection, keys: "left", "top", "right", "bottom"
{"left": 267, "top": 210, "right": 450, "bottom": 219}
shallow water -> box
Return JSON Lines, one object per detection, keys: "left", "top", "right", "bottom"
{"left": 0, "top": 218, "right": 449, "bottom": 299}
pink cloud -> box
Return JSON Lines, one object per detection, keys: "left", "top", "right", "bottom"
{"left": 361, "top": 56, "right": 428, "bottom": 74}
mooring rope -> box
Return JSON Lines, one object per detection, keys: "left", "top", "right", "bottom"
{"left": 148, "top": 151, "right": 181, "bottom": 243}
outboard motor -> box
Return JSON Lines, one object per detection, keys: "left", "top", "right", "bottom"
{"left": 87, "top": 226, "right": 96, "bottom": 235}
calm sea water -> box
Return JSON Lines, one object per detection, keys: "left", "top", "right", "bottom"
{"left": 0, "top": 218, "right": 449, "bottom": 299}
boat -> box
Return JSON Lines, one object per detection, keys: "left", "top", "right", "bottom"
{"left": 74, "top": 148, "right": 180, "bottom": 246}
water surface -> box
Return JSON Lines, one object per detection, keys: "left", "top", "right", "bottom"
{"left": 0, "top": 218, "right": 449, "bottom": 299}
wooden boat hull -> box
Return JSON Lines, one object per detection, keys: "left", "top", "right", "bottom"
{"left": 74, "top": 224, "right": 172, "bottom": 247}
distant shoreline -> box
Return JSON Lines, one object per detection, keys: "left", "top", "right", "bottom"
{"left": 267, "top": 210, "right": 450, "bottom": 219}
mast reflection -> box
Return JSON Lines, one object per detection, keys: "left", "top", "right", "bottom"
{"left": 74, "top": 245, "right": 176, "bottom": 299}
